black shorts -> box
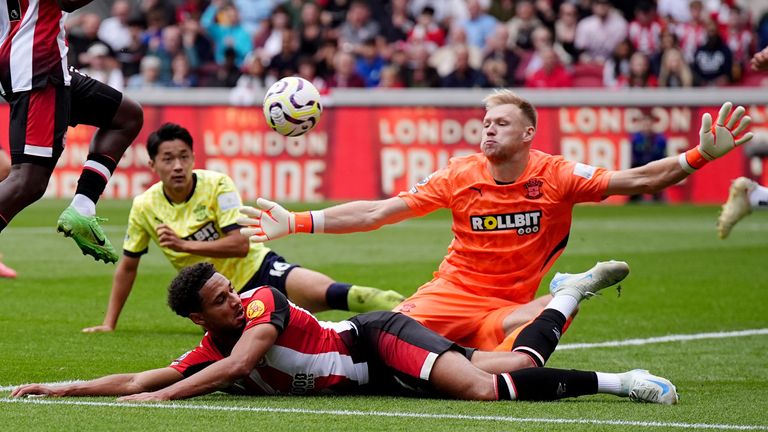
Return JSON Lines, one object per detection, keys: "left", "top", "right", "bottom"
{"left": 4, "top": 68, "right": 122, "bottom": 168}
{"left": 238, "top": 251, "right": 300, "bottom": 296}
{"left": 345, "top": 311, "right": 475, "bottom": 396}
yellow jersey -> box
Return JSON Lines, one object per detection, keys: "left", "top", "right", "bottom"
{"left": 123, "top": 169, "right": 270, "bottom": 290}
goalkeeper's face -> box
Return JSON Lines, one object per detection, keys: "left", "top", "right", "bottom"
{"left": 149, "top": 139, "right": 195, "bottom": 192}
{"left": 481, "top": 104, "right": 535, "bottom": 163}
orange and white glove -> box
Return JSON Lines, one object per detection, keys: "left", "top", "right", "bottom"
{"left": 679, "top": 102, "right": 753, "bottom": 174}
{"left": 237, "top": 198, "right": 324, "bottom": 242}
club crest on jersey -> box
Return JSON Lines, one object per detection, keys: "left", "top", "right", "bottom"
{"left": 524, "top": 178, "right": 544, "bottom": 199}
{"left": 470, "top": 210, "right": 541, "bottom": 235}
{"left": 247, "top": 300, "right": 265, "bottom": 319}
{"left": 409, "top": 173, "right": 434, "bottom": 194}
{"left": 193, "top": 204, "right": 208, "bottom": 222}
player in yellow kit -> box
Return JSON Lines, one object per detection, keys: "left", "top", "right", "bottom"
{"left": 83, "top": 123, "right": 403, "bottom": 333}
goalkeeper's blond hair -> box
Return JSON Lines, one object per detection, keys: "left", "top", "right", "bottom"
{"left": 482, "top": 89, "right": 538, "bottom": 128}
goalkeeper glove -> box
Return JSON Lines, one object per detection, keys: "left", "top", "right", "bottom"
{"left": 679, "top": 102, "right": 753, "bottom": 173}
{"left": 238, "top": 198, "right": 324, "bottom": 242}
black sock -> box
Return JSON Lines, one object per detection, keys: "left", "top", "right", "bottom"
{"left": 0, "top": 213, "right": 6, "bottom": 232}
{"left": 496, "top": 368, "right": 598, "bottom": 401}
{"left": 75, "top": 153, "right": 118, "bottom": 204}
{"left": 511, "top": 309, "right": 567, "bottom": 367}
{"left": 325, "top": 282, "right": 351, "bottom": 310}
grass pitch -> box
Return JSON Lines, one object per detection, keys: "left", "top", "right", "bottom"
{"left": 1, "top": 199, "right": 767, "bottom": 431}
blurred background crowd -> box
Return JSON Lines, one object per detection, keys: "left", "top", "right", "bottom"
{"left": 68, "top": 0, "right": 768, "bottom": 104}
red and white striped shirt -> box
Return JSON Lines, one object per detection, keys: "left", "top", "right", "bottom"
{"left": 170, "top": 286, "right": 368, "bottom": 395}
{"left": 0, "top": 0, "right": 69, "bottom": 95}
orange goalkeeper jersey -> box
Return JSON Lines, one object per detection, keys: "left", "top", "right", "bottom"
{"left": 398, "top": 151, "right": 613, "bottom": 303}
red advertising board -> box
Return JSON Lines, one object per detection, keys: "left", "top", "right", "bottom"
{"left": 0, "top": 104, "right": 760, "bottom": 203}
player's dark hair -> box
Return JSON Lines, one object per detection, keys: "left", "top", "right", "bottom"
{"left": 146, "top": 123, "right": 194, "bottom": 160}
{"left": 168, "top": 263, "right": 216, "bottom": 317}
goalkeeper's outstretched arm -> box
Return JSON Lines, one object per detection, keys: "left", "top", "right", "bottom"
{"left": 605, "top": 101, "right": 753, "bottom": 197}
{"left": 238, "top": 197, "right": 419, "bottom": 242}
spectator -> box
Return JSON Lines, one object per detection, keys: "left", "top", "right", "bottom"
{"left": 489, "top": 0, "right": 515, "bottom": 22}
{"left": 533, "top": 0, "right": 557, "bottom": 29}
{"left": 67, "top": 13, "right": 106, "bottom": 69}
{"left": 81, "top": 43, "right": 125, "bottom": 92}
{"left": 204, "top": 47, "right": 242, "bottom": 87}
{"left": 616, "top": 52, "right": 658, "bottom": 88}
{"left": 320, "top": 0, "right": 353, "bottom": 30}
{"left": 297, "top": 57, "right": 328, "bottom": 94}
{"left": 628, "top": 112, "right": 667, "bottom": 203}
{"left": 98, "top": 0, "right": 133, "bottom": 52}
{"left": 692, "top": 21, "right": 733, "bottom": 86}
{"left": 339, "top": 1, "right": 381, "bottom": 54}
{"left": 404, "top": 43, "right": 441, "bottom": 88}
{"left": 147, "top": 25, "right": 200, "bottom": 83}
{"left": 523, "top": 26, "right": 572, "bottom": 80}
{"left": 176, "top": 0, "right": 207, "bottom": 22}
{"left": 314, "top": 39, "right": 339, "bottom": 80}
{"left": 657, "top": 0, "right": 692, "bottom": 24}
{"left": 377, "top": 65, "right": 406, "bottom": 88}
{"left": 650, "top": 29, "right": 681, "bottom": 75}
{"left": 127, "top": 55, "right": 166, "bottom": 89}
{"left": 140, "top": 0, "right": 177, "bottom": 28}
{"left": 555, "top": 2, "right": 580, "bottom": 63}
{"left": 658, "top": 48, "right": 694, "bottom": 87}
{"left": 407, "top": 6, "right": 445, "bottom": 51}
{"left": 255, "top": 6, "right": 292, "bottom": 66}
{"left": 229, "top": 54, "right": 274, "bottom": 106}
{"left": 180, "top": 17, "right": 215, "bottom": 66}
{"left": 234, "top": 0, "right": 279, "bottom": 36}
{"left": 525, "top": 46, "right": 573, "bottom": 88}
{"left": 380, "top": 0, "right": 414, "bottom": 43}
{"left": 356, "top": 38, "right": 386, "bottom": 87}
{"left": 628, "top": 1, "right": 663, "bottom": 57}
{"left": 297, "top": 2, "right": 328, "bottom": 58}
{"left": 201, "top": 1, "right": 253, "bottom": 67}
{"left": 724, "top": 5, "right": 753, "bottom": 80}
{"left": 674, "top": 0, "right": 708, "bottom": 63}
{"left": 574, "top": 0, "right": 628, "bottom": 64}
{"left": 268, "top": 29, "right": 301, "bottom": 78}
{"left": 117, "top": 16, "right": 149, "bottom": 79}
{"left": 481, "top": 57, "right": 509, "bottom": 87}
{"left": 169, "top": 53, "right": 198, "bottom": 87}
{"left": 505, "top": 0, "right": 541, "bottom": 52}
{"left": 408, "top": 0, "right": 471, "bottom": 28}
{"left": 430, "top": 24, "right": 483, "bottom": 78}
{"left": 460, "top": 0, "right": 499, "bottom": 49}
{"left": 327, "top": 51, "right": 366, "bottom": 88}
{"left": 441, "top": 44, "right": 487, "bottom": 88}
{"left": 483, "top": 25, "right": 522, "bottom": 86}
{"left": 603, "top": 39, "right": 634, "bottom": 88}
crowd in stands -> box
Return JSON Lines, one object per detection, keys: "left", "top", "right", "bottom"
{"left": 66, "top": 0, "right": 768, "bottom": 102}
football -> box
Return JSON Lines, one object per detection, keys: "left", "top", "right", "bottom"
{"left": 263, "top": 76, "right": 323, "bottom": 137}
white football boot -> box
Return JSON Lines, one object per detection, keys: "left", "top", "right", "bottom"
{"left": 717, "top": 177, "right": 755, "bottom": 239}
{"left": 621, "top": 369, "right": 679, "bottom": 405}
{"left": 549, "top": 260, "right": 630, "bottom": 302}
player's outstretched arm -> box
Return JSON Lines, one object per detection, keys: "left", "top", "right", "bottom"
{"left": 605, "top": 102, "right": 753, "bottom": 196}
{"left": 11, "top": 368, "right": 183, "bottom": 398}
{"left": 119, "top": 323, "right": 278, "bottom": 401}
{"left": 238, "top": 197, "right": 417, "bottom": 242}
{"left": 82, "top": 255, "right": 141, "bottom": 333}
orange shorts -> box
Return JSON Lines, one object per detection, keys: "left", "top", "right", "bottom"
{"left": 393, "top": 277, "right": 529, "bottom": 351}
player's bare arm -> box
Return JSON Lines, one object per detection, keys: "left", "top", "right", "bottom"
{"left": 238, "top": 196, "right": 417, "bottom": 242}
{"left": 605, "top": 102, "right": 753, "bottom": 197}
{"left": 120, "top": 324, "right": 278, "bottom": 401}
{"left": 156, "top": 224, "right": 249, "bottom": 258}
{"left": 82, "top": 255, "right": 141, "bottom": 333}
{"left": 11, "top": 367, "right": 183, "bottom": 398}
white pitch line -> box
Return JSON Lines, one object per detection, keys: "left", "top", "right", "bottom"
{"left": 557, "top": 328, "right": 768, "bottom": 351}
{"left": 0, "top": 398, "right": 766, "bottom": 431}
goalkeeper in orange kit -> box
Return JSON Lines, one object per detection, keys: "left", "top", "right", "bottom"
{"left": 238, "top": 89, "right": 753, "bottom": 354}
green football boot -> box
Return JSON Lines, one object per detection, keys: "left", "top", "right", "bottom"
{"left": 347, "top": 286, "right": 406, "bottom": 313}
{"left": 56, "top": 206, "right": 118, "bottom": 264}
